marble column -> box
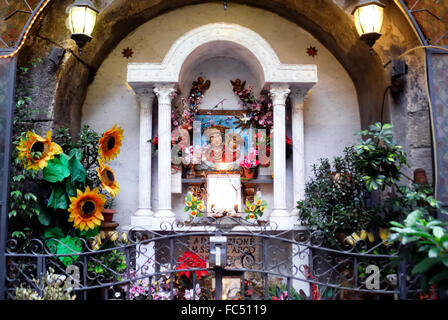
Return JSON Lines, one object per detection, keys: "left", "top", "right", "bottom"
{"left": 269, "top": 84, "right": 290, "bottom": 218}
{"left": 289, "top": 88, "right": 309, "bottom": 218}
{"left": 132, "top": 89, "right": 155, "bottom": 226}
{"left": 153, "top": 83, "right": 176, "bottom": 219}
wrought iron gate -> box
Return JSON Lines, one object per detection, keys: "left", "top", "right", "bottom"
{"left": 3, "top": 217, "right": 420, "bottom": 300}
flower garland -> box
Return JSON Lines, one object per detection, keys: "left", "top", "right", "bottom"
{"left": 231, "top": 78, "right": 273, "bottom": 130}
{"left": 172, "top": 77, "right": 211, "bottom": 131}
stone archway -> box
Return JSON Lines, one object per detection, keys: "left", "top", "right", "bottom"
{"left": 127, "top": 23, "right": 317, "bottom": 229}
{"left": 30, "top": 0, "right": 406, "bottom": 135}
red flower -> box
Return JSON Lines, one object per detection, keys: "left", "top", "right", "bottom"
{"left": 286, "top": 134, "right": 292, "bottom": 145}
{"left": 176, "top": 251, "right": 209, "bottom": 279}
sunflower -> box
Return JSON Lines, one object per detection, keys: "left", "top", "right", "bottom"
{"left": 98, "top": 125, "right": 124, "bottom": 162}
{"left": 17, "top": 131, "right": 63, "bottom": 171}
{"left": 97, "top": 160, "right": 121, "bottom": 197}
{"left": 68, "top": 186, "right": 106, "bottom": 231}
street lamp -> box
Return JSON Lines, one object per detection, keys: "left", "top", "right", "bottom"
{"left": 352, "top": 0, "right": 385, "bottom": 49}
{"left": 67, "top": 0, "right": 99, "bottom": 54}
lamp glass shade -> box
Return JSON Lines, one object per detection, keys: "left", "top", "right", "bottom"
{"left": 68, "top": 6, "right": 97, "bottom": 36}
{"left": 353, "top": 3, "right": 384, "bottom": 36}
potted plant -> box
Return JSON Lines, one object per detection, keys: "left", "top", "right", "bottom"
{"left": 239, "top": 148, "right": 259, "bottom": 179}
{"left": 244, "top": 195, "right": 267, "bottom": 222}
{"left": 102, "top": 197, "right": 116, "bottom": 223}
{"left": 184, "top": 192, "right": 205, "bottom": 221}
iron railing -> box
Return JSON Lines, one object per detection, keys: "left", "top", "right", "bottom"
{"left": 3, "top": 217, "right": 421, "bottom": 300}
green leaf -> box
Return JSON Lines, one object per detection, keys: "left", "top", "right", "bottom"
{"left": 79, "top": 227, "right": 99, "bottom": 239}
{"left": 65, "top": 179, "right": 77, "bottom": 198}
{"left": 441, "top": 256, "right": 448, "bottom": 268}
{"left": 43, "top": 226, "right": 64, "bottom": 240}
{"left": 50, "top": 235, "right": 82, "bottom": 267}
{"left": 43, "top": 155, "right": 70, "bottom": 183}
{"left": 428, "top": 247, "right": 440, "bottom": 258}
{"left": 68, "top": 151, "right": 86, "bottom": 184}
{"left": 432, "top": 226, "right": 445, "bottom": 239}
{"left": 412, "top": 257, "right": 439, "bottom": 275}
{"left": 36, "top": 203, "right": 52, "bottom": 226}
{"left": 47, "top": 184, "right": 68, "bottom": 210}
{"left": 429, "top": 269, "right": 448, "bottom": 285}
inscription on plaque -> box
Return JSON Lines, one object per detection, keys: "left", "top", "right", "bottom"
{"left": 189, "top": 236, "right": 260, "bottom": 269}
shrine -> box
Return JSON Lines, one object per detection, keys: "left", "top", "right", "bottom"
{"left": 124, "top": 23, "right": 317, "bottom": 229}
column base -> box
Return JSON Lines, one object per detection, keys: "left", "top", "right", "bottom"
{"left": 154, "top": 209, "right": 175, "bottom": 218}
{"left": 131, "top": 215, "right": 153, "bottom": 227}
{"left": 134, "top": 208, "right": 154, "bottom": 216}
{"left": 270, "top": 209, "right": 291, "bottom": 217}
{"left": 269, "top": 215, "right": 294, "bottom": 230}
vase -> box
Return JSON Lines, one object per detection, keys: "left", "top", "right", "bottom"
{"left": 102, "top": 209, "right": 116, "bottom": 223}
{"left": 242, "top": 167, "right": 255, "bottom": 179}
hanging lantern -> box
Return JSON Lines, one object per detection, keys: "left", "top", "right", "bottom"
{"left": 67, "top": 0, "right": 99, "bottom": 53}
{"left": 352, "top": 0, "right": 385, "bottom": 49}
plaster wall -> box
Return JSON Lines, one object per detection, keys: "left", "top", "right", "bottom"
{"left": 81, "top": 4, "right": 360, "bottom": 227}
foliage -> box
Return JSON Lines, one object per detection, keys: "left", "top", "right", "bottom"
{"left": 8, "top": 59, "right": 45, "bottom": 240}
{"left": 244, "top": 196, "right": 267, "bottom": 221}
{"left": 184, "top": 193, "right": 205, "bottom": 219}
{"left": 389, "top": 198, "right": 448, "bottom": 292}
{"left": 297, "top": 147, "right": 377, "bottom": 243}
{"left": 14, "top": 267, "right": 76, "bottom": 300}
{"left": 268, "top": 282, "right": 301, "bottom": 300}
{"left": 354, "top": 122, "right": 408, "bottom": 191}
{"left": 87, "top": 231, "right": 128, "bottom": 281}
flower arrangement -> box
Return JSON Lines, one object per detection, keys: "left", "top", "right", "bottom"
{"left": 244, "top": 196, "right": 267, "bottom": 221}
{"left": 176, "top": 251, "right": 209, "bottom": 279}
{"left": 13, "top": 124, "right": 124, "bottom": 249}
{"left": 239, "top": 148, "right": 259, "bottom": 169}
{"left": 184, "top": 193, "right": 205, "bottom": 219}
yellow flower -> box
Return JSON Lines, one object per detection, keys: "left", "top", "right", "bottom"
{"left": 379, "top": 228, "right": 390, "bottom": 241}
{"left": 249, "top": 205, "right": 256, "bottom": 212}
{"left": 260, "top": 206, "right": 266, "bottom": 212}
{"left": 120, "top": 232, "right": 128, "bottom": 243}
{"left": 197, "top": 203, "right": 204, "bottom": 211}
{"left": 249, "top": 213, "right": 255, "bottom": 219}
{"left": 109, "top": 231, "right": 119, "bottom": 242}
{"left": 17, "top": 131, "right": 63, "bottom": 171}
{"left": 68, "top": 186, "right": 106, "bottom": 232}
{"left": 255, "top": 199, "right": 262, "bottom": 206}
{"left": 192, "top": 196, "right": 197, "bottom": 202}
{"left": 191, "top": 210, "right": 198, "bottom": 217}
{"left": 98, "top": 125, "right": 124, "bottom": 163}
{"left": 186, "top": 201, "right": 193, "bottom": 207}
{"left": 367, "top": 232, "right": 375, "bottom": 243}
{"left": 359, "top": 230, "right": 367, "bottom": 240}
{"left": 97, "top": 159, "right": 121, "bottom": 197}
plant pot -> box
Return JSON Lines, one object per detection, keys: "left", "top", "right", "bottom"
{"left": 102, "top": 209, "right": 116, "bottom": 223}
{"left": 242, "top": 167, "right": 255, "bottom": 179}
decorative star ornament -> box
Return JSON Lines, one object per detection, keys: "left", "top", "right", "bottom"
{"left": 122, "top": 47, "right": 134, "bottom": 59}
{"left": 306, "top": 46, "right": 318, "bottom": 58}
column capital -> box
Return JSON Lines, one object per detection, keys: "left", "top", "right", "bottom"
{"left": 269, "top": 84, "right": 290, "bottom": 106}
{"left": 289, "top": 87, "right": 310, "bottom": 109}
{"left": 135, "top": 88, "right": 155, "bottom": 109}
{"left": 153, "top": 83, "right": 177, "bottom": 106}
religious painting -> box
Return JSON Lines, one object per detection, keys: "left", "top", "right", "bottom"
{"left": 193, "top": 110, "right": 254, "bottom": 171}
